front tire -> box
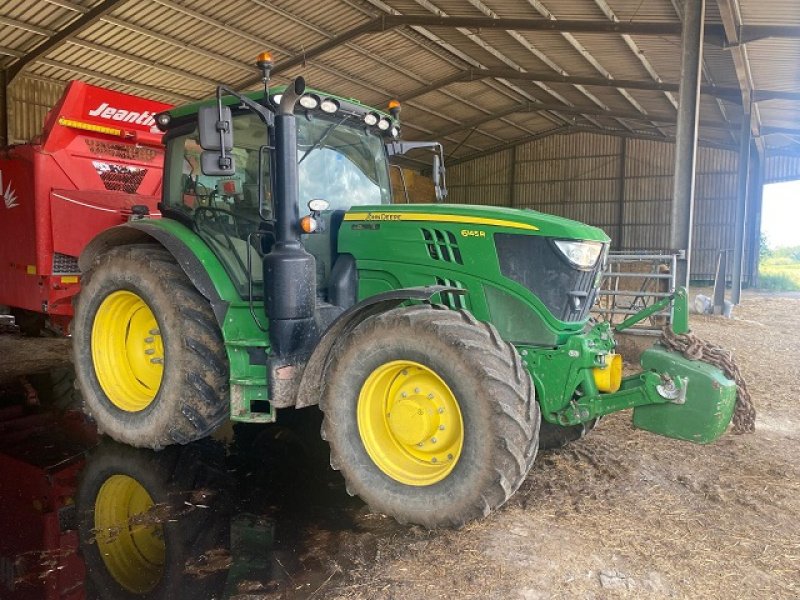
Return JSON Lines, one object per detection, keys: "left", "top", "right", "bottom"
{"left": 73, "top": 244, "right": 229, "bottom": 449}
{"left": 321, "top": 306, "right": 539, "bottom": 528}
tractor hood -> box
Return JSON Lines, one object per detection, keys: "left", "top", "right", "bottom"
{"left": 343, "top": 204, "right": 611, "bottom": 243}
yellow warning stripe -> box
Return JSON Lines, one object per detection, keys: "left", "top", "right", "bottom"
{"left": 58, "top": 117, "right": 122, "bottom": 137}
{"left": 343, "top": 211, "right": 538, "bottom": 231}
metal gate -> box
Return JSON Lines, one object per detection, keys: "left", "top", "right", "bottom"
{"left": 594, "top": 252, "right": 678, "bottom": 335}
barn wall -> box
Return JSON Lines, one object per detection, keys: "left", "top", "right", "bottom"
{"left": 447, "top": 131, "right": 749, "bottom": 281}
{"left": 6, "top": 75, "right": 66, "bottom": 144}
{"left": 764, "top": 154, "right": 800, "bottom": 184}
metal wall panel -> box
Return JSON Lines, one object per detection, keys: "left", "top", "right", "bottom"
{"left": 7, "top": 75, "right": 66, "bottom": 144}
{"left": 447, "top": 148, "right": 512, "bottom": 206}
{"left": 764, "top": 154, "right": 800, "bottom": 184}
{"left": 446, "top": 131, "right": 747, "bottom": 280}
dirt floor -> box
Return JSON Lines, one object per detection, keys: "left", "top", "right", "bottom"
{"left": 313, "top": 290, "right": 800, "bottom": 600}
{"left": 2, "top": 291, "right": 798, "bottom": 599}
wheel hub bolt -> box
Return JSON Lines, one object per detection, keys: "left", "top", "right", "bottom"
{"left": 145, "top": 336, "right": 154, "bottom": 343}
{"left": 149, "top": 328, "right": 160, "bottom": 335}
{"left": 431, "top": 457, "right": 437, "bottom": 463}
{"left": 401, "top": 391, "right": 407, "bottom": 398}
{"left": 145, "top": 348, "right": 155, "bottom": 355}
{"left": 431, "top": 437, "right": 437, "bottom": 444}
{"left": 427, "top": 393, "right": 434, "bottom": 399}
{"left": 438, "top": 407, "right": 444, "bottom": 414}
{"left": 439, "top": 425, "right": 445, "bottom": 430}
{"left": 447, "top": 453, "right": 453, "bottom": 460}
{"left": 414, "top": 387, "right": 420, "bottom": 394}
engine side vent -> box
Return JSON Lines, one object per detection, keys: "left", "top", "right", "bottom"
{"left": 434, "top": 277, "right": 467, "bottom": 310}
{"left": 52, "top": 252, "right": 80, "bottom": 275}
{"left": 420, "top": 228, "right": 463, "bottom": 265}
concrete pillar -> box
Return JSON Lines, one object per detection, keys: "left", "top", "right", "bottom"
{"left": 670, "top": 0, "right": 706, "bottom": 291}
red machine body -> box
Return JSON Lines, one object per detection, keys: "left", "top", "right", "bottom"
{"left": 0, "top": 81, "right": 172, "bottom": 327}
{"left": 0, "top": 405, "right": 98, "bottom": 600}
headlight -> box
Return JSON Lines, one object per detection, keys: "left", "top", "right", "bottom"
{"left": 299, "top": 94, "right": 319, "bottom": 109}
{"left": 377, "top": 117, "right": 391, "bottom": 131}
{"left": 364, "top": 112, "right": 379, "bottom": 126}
{"left": 320, "top": 98, "right": 339, "bottom": 113}
{"left": 553, "top": 240, "right": 604, "bottom": 269}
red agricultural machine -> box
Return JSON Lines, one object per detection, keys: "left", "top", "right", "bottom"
{"left": 0, "top": 82, "right": 171, "bottom": 333}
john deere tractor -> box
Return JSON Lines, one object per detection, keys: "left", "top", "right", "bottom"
{"left": 73, "top": 54, "right": 737, "bottom": 528}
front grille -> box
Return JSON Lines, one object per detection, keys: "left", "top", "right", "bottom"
{"left": 52, "top": 252, "right": 80, "bottom": 275}
{"left": 494, "top": 234, "right": 604, "bottom": 322}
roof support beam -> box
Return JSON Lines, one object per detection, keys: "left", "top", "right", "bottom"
{"left": 256, "top": 15, "right": 728, "bottom": 86}
{"left": 447, "top": 126, "right": 571, "bottom": 166}
{"left": 447, "top": 123, "right": 736, "bottom": 166}
{"left": 760, "top": 126, "right": 800, "bottom": 138}
{"left": 739, "top": 25, "right": 800, "bottom": 43}
{"left": 7, "top": 0, "right": 127, "bottom": 83}
{"left": 263, "top": 14, "right": 800, "bottom": 80}
{"left": 569, "top": 125, "right": 736, "bottom": 152}
{"left": 431, "top": 100, "right": 737, "bottom": 140}
{"left": 399, "top": 67, "right": 746, "bottom": 102}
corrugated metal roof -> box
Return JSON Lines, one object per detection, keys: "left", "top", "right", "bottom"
{"left": 0, "top": 0, "right": 798, "bottom": 160}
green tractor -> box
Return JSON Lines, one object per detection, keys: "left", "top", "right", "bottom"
{"left": 74, "top": 55, "right": 737, "bottom": 528}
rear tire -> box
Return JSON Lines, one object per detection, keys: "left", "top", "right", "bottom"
{"left": 73, "top": 244, "right": 229, "bottom": 449}
{"left": 320, "top": 306, "right": 539, "bottom": 528}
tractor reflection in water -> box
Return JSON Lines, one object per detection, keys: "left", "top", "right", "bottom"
{"left": 0, "top": 382, "right": 389, "bottom": 600}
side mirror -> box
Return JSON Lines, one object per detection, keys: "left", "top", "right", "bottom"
{"left": 198, "top": 105, "right": 236, "bottom": 176}
{"left": 198, "top": 105, "right": 233, "bottom": 151}
{"left": 433, "top": 153, "right": 447, "bottom": 202}
{"left": 200, "top": 151, "right": 236, "bottom": 177}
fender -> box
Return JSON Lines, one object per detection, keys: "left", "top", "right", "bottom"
{"left": 79, "top": 220, "right": 238, "bottom": 325}
{"left": 294, "top": 285, "right": 465, "bottom": 408}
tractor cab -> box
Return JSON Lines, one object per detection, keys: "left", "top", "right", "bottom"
{"left": 159, "top": 90, "right": 398, "bottom": 308}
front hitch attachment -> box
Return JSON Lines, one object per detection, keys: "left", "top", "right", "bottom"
{"left": 656, "top": 373, "right": 687, "bottom": 404}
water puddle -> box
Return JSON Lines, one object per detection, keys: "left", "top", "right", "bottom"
{"left": 0, "top": 370, "right": 404, "bottom": 599}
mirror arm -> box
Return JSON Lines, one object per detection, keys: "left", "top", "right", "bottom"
{"left": 385, "top": 140, "right": 442, "bottom": 156}
{"left": 436, "top": 142, "right": 448, "bottom": 201}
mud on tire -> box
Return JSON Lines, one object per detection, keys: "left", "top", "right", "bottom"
{"left": 320, "top": 306, "right": 540, "bottom": 528}
{"left": 73, "top": 244, "right": 229, "bottom": 449}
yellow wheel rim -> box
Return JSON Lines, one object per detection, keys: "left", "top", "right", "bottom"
{"left": 91, "top": 290, "right": 164, "bottom": 412}
{"left": 357, "top": 360, "right": 464, "bottom": 486}
{"left": 94, "top": 474, "right": 165, "bottom": 593}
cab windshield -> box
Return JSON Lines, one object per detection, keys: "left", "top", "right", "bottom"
{"left": 164, "top": 111, "right": 391, "bottom": 297}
